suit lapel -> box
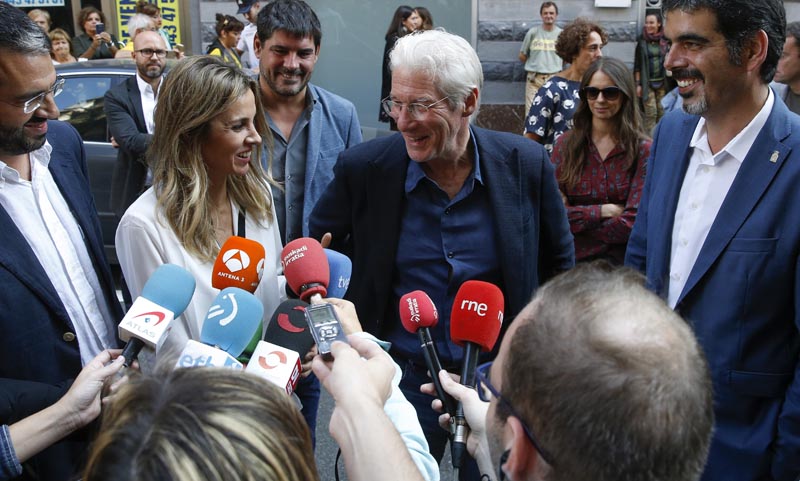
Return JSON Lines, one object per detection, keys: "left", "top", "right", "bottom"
{"left": 678, "top": 102, "right": 790, "bottom": 304}
{"left": 127, "top": 76, "right": 147, "bottom": 132}
{"left": 305, "top": 87, "right": 322, "bottom": 219}
{"left": 475, "top": 128, "right": 522, "bottom": 300}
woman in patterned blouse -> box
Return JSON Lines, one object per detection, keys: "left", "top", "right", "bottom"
{"left": 550, "top": 57, "right": 651, "bottom": 264}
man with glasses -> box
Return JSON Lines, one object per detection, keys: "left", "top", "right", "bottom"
{"left": 310, "top": 29, "right": 573, "bottom": 478}
{"left": 430, "top": 263, "right": 714, "bottom": 481}
{"left": 104, "top": 30, "right": 168, "bottom": 219}
{"left": 0, "top": 4, "right": 123, "bottom": 480}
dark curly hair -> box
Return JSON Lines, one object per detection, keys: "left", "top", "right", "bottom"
{"left": 555, "top": 17, "right": 608, "bottom": 63}
{"left": 77, "top": 6, "right": 106, "bottom": 33}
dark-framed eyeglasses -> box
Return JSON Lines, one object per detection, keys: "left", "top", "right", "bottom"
{"left": 135, "top": 48, "right": 168, "bottom": 58}
{"left": 15, "top": 76, "right": 65, "bottom": 114}
{"left": 381, "top": 95, "right": 451, "bottom": 120}
{"left": 581, "top": 86, "right": 622, "bottom": 101}
{"left": 475, "top": 361, "right": 556, "bottom": 466}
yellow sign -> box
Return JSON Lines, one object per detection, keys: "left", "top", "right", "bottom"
{"left": 116, "top": 0, "right": 181, "bottom": 48}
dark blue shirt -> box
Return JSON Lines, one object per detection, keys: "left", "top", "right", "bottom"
{"left": 387, "top": 130, "right": 502, "bottom": 366}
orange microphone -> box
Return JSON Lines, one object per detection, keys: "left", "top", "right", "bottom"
{"left": 212, "top": 236, "right": 266, "bottom": 293}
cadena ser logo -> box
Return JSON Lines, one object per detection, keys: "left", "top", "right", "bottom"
{"left": 222, "top": 248, "right": 251, "bottom": 273}
{"left": 277, "top": 305, "right": 306, "bottom": 333}
{"left": 134, "top": 311, "right": 167, "bottom": 326}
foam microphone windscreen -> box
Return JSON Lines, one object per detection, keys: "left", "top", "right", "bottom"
{"left": 324, "top": 249, "right": 351, "bottom": 298}
{"left": 281, "top": 238, "right": 329, "bottom": 302}
{"left": 200, "top": 287, "right": 264, "bottom": 358}
{"left": 399, "top": 290, "right": 439, "bottom": 333}
{"left": 450, "top": 280, "right": 504, "bottom": 352}
{"left": 212, "top": 236, "right": 266, "bottom": 293}
{"left": 264, "top": 299, "right": 315, "bottom": 356}
{"left": 141, "top": 263, "right": 196, "bottom": 316}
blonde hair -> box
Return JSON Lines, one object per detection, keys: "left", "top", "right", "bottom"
{"left": 84, "top": 368, "right": 319, "bottom": 481}
{"left": 149, "top": 56, "right": 275, "bottom": 262}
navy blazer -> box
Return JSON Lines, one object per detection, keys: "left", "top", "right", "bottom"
{"left": 309, "top": 127, "right": 574, "bottom": 338}
{"left": 104, "top": 75, "right": 151, "bottom": 218}
{"left": 626, "top": 99, "right": 800, "bottom": 481}
{"left": 0, "top": 121, "right": 123, "bottom": 481}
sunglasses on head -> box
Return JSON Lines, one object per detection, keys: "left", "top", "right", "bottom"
{"left": 581, "top": 86, "right": 622, "bottom": 101}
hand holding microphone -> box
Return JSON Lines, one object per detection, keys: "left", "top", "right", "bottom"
{"left": 449, "top": 280, "right": 504, "bottom": 472}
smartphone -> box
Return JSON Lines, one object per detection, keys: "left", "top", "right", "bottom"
{"left": 95, "top": 22, "right": 105, "bottom": 35}
{"left": 304, "top": 303, "right": 348, "bottom": 361}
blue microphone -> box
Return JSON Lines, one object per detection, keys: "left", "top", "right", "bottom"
{"left": 119, "top": 264, "right": 196, "bottom": 366}
{"left": 324, "top": 248, "right": 351, "bottom": 298}
{"left": 201, "top": 287, "right": 264, "bottom": 358}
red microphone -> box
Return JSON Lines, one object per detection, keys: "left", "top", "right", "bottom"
{"left": 281, "top": 237, "right": 329, "bottom": 303}
{"left": 449, "top": 280, "right": 505, "bottom": 471}
{"left": 212, "top": 236, "right": 266, "bottom": 293}
{"left": 399, "top": 291, "right": 456, "bottom": 417}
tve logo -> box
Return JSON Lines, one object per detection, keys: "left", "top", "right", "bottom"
{"left": 207, "top": 290, "right": 240, "bottom": 327}
{"left": 222, "top": 248, "right": 250, "bottom": 273}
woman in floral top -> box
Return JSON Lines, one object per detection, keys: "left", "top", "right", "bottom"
{"left": 550, "top": 57, "right": 650, "bottom": 264}
{"left": 524, "top": 18, "right": 607, "bottom": 154}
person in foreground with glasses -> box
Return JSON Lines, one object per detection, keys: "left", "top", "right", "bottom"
{"left": 549, "top": 57, "right": 650, "bottom": 264}
{"left": 425, "top": 262, "right": 714, "bottom": 481}
{"left": 310, "top": 29, "right": 574, "bottom": 480}
{"left": 0, "top": 4, "right": 125, "bottom": 480}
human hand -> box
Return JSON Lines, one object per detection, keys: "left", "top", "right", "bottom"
{"left": 299, "top": 344, "right": 318, "bottom": 378}
{"left": 434, "top": 370, "right": 490, "bottom": 461}
{"left": 636, "top": 85, "right": 643, "bottom": 98}
{"left": 323, "top": 297, "right": 363, "bottom": 334}
{"left": 110, "top": 136, "right": 119, "bottom": 148}
{"left": 319, "top": 232, "right": 332, "bottom": 249}
{"left": 97, "top": 32, "right": 112, "bottom": 45}
{"left": 600, "top": 203, "right": 624, "bottom": 218}
{"left": 58, "top": 349, "right": 125, "bottom": 430}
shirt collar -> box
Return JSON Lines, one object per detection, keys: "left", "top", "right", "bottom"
{"left": 136, "top": 71, "right": 162, "bottom": 98}
{"left": 404, "top": 126, "right": 482, "bottom": 193}
{"left": 0, "top": 140, "right": 52, "bottom": 187}
{"left": 689, "top": 87, "right": 774, "bottom": 165}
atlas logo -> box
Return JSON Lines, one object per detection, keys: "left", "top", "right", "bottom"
{"left": 277, "top": 305, "right": 306, "bottom": 333}
{"left": 258, "top": 350, "right": 287, "bottom": 369}
{"left": 222, "top": 248, "right": 250, "bottom": 273}
{"left": 207, "top": 291, "right": 239, "bottom": 326}
{"left": 133, "top": 311, "right": 167, "bottom": 326}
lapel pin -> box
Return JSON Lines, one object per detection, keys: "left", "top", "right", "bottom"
{"left": 769, "top": 151, "right": 779, "bottom": 163}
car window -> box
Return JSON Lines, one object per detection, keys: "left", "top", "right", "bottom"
{"left": 55, "top": 76, "right": 113, "bottom": 142}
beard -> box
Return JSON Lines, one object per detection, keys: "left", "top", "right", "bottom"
{"left": 265, "top": 67, "right": 310, "bottom": 97}
{"left": 0, "top": 118, "right": 47, "bottom": 156}
{"left": 682, "top": 94, "right": 708, "bottom": 115}
{"left": 139, "top": 63, "right": 164, "bottom": 80}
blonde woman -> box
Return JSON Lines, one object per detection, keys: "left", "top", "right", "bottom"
{"left": 83, "top": 368, "right": 320, "bottom": 481}
{"left": 115, "top": 56, "right": 283, "bottom": 357}
{"left": 49, "top": 28, "right": 80, "bottom": 64}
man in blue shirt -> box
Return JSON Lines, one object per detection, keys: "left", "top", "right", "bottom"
{"left": 254, "top": 0, "right": 362, "bottom": 444}
{"left": 310, "top": 29, "right": 573, "bottom": 478}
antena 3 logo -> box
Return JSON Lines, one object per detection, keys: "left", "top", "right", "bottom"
{"left": 222, "top": 249, "right": 250, "bottom": 273}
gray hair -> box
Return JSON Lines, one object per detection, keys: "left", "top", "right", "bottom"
{"left": 0, "top": 3, "right": 51, "bottom": 55}
{"left": 127, "top": 13, "right": 154, "bottom": 39}
{"left": 389, "top": 29, "right": 483, "bottom": 122}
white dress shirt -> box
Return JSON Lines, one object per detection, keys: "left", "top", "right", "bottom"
{"left": 668, "top": 89, "right": 775, "bottom": 307}
{"left": 136, "top": 72, "right": 161, "bottom": 135}
{"left": 0, "top": 143, "right": 117, "bottom": 364}
{"left": 115, "top": 187, "right": 286, "bottom": 362}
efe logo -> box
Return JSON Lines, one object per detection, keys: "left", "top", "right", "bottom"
{"left": 222, "top": 249, "right": 250, "bottom": 273}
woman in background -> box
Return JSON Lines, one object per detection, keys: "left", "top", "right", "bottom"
{"left": 550, "top": 57, "right": 650, "bottom": 264}
{"left": 207, "top": 14, "right": 244, "bottom": 68}
{"left": 115, "top": 56, "right": 282, "bottom": 356}
{"left": 136, "top": 0, "right": 174, "bottom": 51}
{"left": 49, "top": 28, "right": 80, "bottom": 64}
{"left": 524, "top": 18, "right": 607, "bottom": 153}
{"left": 72, "top": 6, "right": 119, "bottom": 60}
{"left": 27, "top": 9, "right": 51, "bottom": 33}
{"left": 83, "top": 368, "right": 319, "bottom": 481}
{"left": 634, "top": 12, "right": 674, "bottom": 133}
{"left": 379, "top": 6, "right": 420, "bottom": 130}
{"left": 415, "top": 6, "right": 434, "bottom": 30}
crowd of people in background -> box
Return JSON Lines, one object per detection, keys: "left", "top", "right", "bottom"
{"left": 3, "top": 0, "right": 800, "bottom": 480}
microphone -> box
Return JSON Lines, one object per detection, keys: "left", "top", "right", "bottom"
{"left": 324, "top": 248, "right": 351, "bottom": 298}
{"left": 281, "top": 237, "right": 329, "bottom": 303}
{"left": 399, "top": 291, "right": 456, "bottom": 417}
{"left": 264, "top": 299, "right": 315, "bottom": 356}
{"left": 244, "top": 341, "right": 302, "bottom": 395}
{"left": 212, "top": 236, "right": 266, "bottom": 292}
{"left": 449, "top": 280, "right": 504, "bottom": 471}
{"left": 119, "top": 264, "right": 196, "bottom": 367}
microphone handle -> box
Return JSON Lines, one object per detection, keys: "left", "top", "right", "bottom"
{"left": 121, "top": 338, "right": 144, "bottom": 367}
{"left": 417, "top": 329, "right": 457, "bottom": 417}
{"left": 451, "top": 342, "right": 480, "bottom": 470}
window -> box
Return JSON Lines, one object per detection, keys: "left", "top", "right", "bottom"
{"left": 55, "top": 76, "right": 113, "bottom": 142}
